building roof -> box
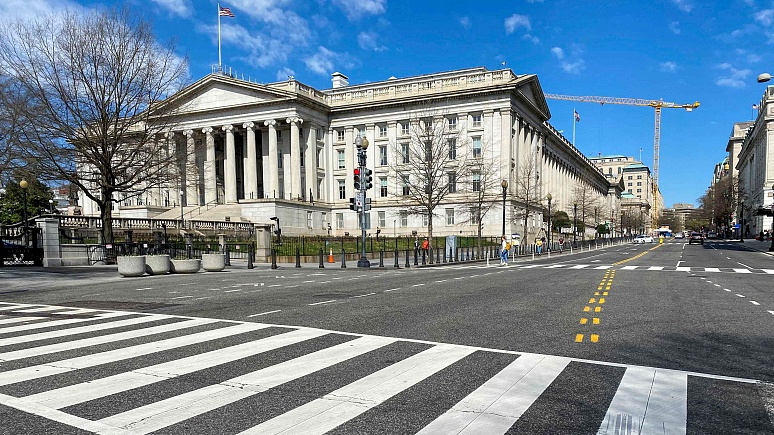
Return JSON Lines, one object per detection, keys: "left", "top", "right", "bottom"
{"left": 589, "top": 154, "right": 628, "bottom": 160}
{"left": 621, "top": 192, "right": 637, "bottom": 199}
{"left": 622, "top": 163, "right": 650, "bottom": 172}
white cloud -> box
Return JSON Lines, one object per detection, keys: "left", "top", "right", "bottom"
{"left": 671, "top": 0, "right": 693, "bottom": 12}
{"left": 332, "top": 0, "right": 386, "bottom": 20}
{"left": 0, "top": 0, "right": 82, "bottom": 23}
{"left": 304, "top": 46, "right": 357, "bottom": 76}
{"left": 715, "top": 63, "right": 750, "bottom": 88}
{"left": 357, "top": 31, "right": 388, "bottom": 52}
{"left": 551, "top": 46, "right": 585, "bottom": 74}
{"left": 660, "top": 61, "right": 677, "bottom": 72}
{"left": 504, "top": 14, "right": 531, "bottom": 34}
{"left": 754, "top": 9, "right": 774, "bottom": 26}
{"left": 669, "top": 21, "right": 680, "bottom": 34}
{"left": 204, "top": 23, "right": 288, "bottom": 68}
{"left": 459, "top": 16, "right": 471, "bottom": 29}
{"left": 151, "top": 0, "right": 191, "bottom": 18}
{"left": 276, "top": 67, "right": 295, "bottom": 81}
{"left": 523, "top": 34, "right": 540, "bottom": 44}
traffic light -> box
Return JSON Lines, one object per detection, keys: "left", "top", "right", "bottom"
{"left": 364, "top": 168, "right": 373, "bottom": 190}
{"left": 349, "top": 197, "right": 357, "bottom": 211}
{"left": 353, "top": 168, "right": 361, "bottom": 190}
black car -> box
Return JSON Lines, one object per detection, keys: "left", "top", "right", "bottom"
{"left": 688, "top": 232, "right": 704, "bottom": 245}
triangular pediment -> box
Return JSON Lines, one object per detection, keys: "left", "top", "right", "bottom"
{"left": 512, "top": 74, "right": 551, "bottom": 121}
{"left": 165, "top": 75, "right": 293, "bottom": 113}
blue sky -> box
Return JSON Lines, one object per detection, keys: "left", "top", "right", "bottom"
{"left": 3, "top": 0, "right": 771, "bottom": 207}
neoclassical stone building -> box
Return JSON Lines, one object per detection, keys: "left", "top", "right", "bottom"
{"left": 79, "top": 66, "right": 613, "bottom": 237}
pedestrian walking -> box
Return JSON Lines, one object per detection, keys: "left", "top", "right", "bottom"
{"left": 558, "top": 236, "right": 564, "bottom": 253}
{"left": 421, "top": 237, "right": 430, "bottom": 254}
{"left": 536, "top": 238, "right": 543, "bottom": 256}
{"left": 500, "top": 236, "right": 509, "bottom": 265}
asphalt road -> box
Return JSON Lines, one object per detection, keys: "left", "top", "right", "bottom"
{"left": 1, "top": 237, "right": 773, "bottom": 434}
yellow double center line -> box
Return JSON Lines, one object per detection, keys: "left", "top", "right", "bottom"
{"left": 576, "top": 270, "right": 615, "bottom": 343}
{"left": 613, "top": 243, "right": 663, "bottom": 265}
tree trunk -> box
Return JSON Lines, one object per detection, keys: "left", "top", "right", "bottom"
{"left": 427, "top": 212, "right": 434, "bottom": 263}
{"left": 99, "top": 187, "right": 115, "bottom": 244}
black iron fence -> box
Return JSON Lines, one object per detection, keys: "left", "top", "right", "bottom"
{"left": 271, "top": 235, "right": 503, "bottom": 257}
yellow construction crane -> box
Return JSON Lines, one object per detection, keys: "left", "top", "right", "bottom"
{"left": 543, "top": 93, "right": 700, "bottom": 231}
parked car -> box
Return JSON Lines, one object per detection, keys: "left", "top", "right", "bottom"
{"left": 707, "top": 231, "right": 718, "bottom": 239}
{"left": 675, "top": 232, "right": 685, "bottom": 239}
{"left": 633, "top": 235, "right": 654, "bottom": 244}
{"left": 688, "top": 232, "right": 704, "bottom": 245}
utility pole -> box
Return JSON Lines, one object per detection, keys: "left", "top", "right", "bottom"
{"left": 353, "top": 135, "right": 373, "bottom": 267}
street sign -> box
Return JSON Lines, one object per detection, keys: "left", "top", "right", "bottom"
{"left": 356, "top": 192, "right": 365, "bottom": 207}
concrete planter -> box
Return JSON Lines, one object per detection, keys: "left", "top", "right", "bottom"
{"left": 145, "top": 255, "right": 170, "bottom": 275}
{"left": 117, "top": 255, "right": 146, "bottom": 277}
{"left": 201, "top": 253, "right": 226, "bottom": 272}
{"left": 170, "top": 258, "right": 200, "bottom": 274}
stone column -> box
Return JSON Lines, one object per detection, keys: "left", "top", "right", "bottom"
{"left": 37, "top": 218, "right": 61, "bottom": 267}
{"left": 222, "top": 124, "right": 237, "bottom": 203}
{"left": 264, "top": 120, "right": 279, "bottom": 198}
{"left": 202, "top": 127, "right": 216, "bottom": 204}
{"left": 287, "top": 117, "right": 303, "bottom": 200}
{"left": 183, "top": 130, "right": 199, "bottom": 206}
{"left": 166, "top": 131, "right": 179, "bottom": 205}
{"left": 243, "top": 122, "right": 258, "bottom": 200}
{"left": 345, "top": 127, "right": 355, "bottom": 197}
{"left": 500, "top": 109, "right": 513, "bottom": 193}
{"left": 305, "top": 123, "right": 317, "bottom": 202}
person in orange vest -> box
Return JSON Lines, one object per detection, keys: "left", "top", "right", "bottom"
{"left": 421, "top": 237, "right": 430, "bottom": 254}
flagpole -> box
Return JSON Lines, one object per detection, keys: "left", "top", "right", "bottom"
{"left": 217, "top": 3, "right": 222, "bottom": 71}
{"left": 572, "top": 107, "right": 576, "bottom": 147}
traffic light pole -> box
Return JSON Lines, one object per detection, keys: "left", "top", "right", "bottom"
{"left": 357, "top": 148, "right": 370, "bottom": 268}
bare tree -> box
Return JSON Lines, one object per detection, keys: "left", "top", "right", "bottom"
{"left": 0, "top": 8, "right": 189, "bottom": 243}
{"left": 389, "top": 109, "right": 472, "bottom": 252}
{"left": 571, "top": 170, "right": 601, "bottom": 241}
{"left": 460, "top": 138, "right": 502, "bottom": 249}
{"left": 512, "top": 153, "right": 544, "bottom": 241}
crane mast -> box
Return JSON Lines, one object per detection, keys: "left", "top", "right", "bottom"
{"left": 544, "top": 93, "right": 699, "bottom": 232}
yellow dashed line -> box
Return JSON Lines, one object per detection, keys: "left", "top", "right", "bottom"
{"left": 575, "top": 334, "right": 584, "bottom": 342}
{"left": 580, "top": 318, "right": 588, "bottom": 325}
{"left": 593, "top": 318, "right": 600, "bottom": 325}
{"left": 590, "top": 334, "right": 599, "bottom": 343}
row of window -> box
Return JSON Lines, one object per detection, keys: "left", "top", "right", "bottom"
{"left": 333, "top": 208, "right": 472, "bottom": 230}
{"left": 334, "top": 138, "right": 482, "bottom": 169}
{"left": 336, "top": 172, "right": 483, "bottom": 200}
{"left": 333, "top": 115, "right": 483, "bottom": 142}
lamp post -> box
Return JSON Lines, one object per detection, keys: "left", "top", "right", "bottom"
{"left": 770, "top": 184, "right": 774, "bottom": 252}
{"left": 355, "top": 135, "right": 370, "bottom": 268}
{"left": 179, "top": 190, "right": 184, "bottom": 231}
{"left": 594, "top": 207, "right": 598, "bottom": 239}
{"left": 546, "top": 194, "right": 552, "bottom": 248}
{"left": 20, "top": 179, "right": 28, "bottom": 245}
{"left": 501, "top": 180, "right": 508, "bottom": 237}
{"left": 573, "top": 200, "right": 578, "bottom": 244}
{"left": 739, "top": 201, "right": 744, "bottom": 242}
{"left": 48, "top": 199, "right": 54, "bottom": 214}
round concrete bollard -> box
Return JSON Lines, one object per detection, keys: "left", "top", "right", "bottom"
{"left": 170, "top": 258, "right": 201, "bottom": 274}
{"left": 201, "top": 253, "right": 226, "bottom": 272}
{"left": 117, "top": 255, "right": 146, "bottom": 277}
{"left": 144, "top": 255, "right": 170, "bottom": 275}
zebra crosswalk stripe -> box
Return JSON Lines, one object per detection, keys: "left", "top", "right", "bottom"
{"left": 0, "top": 316, "right": 45, "bottom": 325}
{"left": 0, "top": 311, "right": 127, "bottom": 336}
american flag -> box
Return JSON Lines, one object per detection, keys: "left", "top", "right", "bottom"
{"left": 574, "top": 110, "right": 580, "bottom": 122}
{"left": 753, "top": 104, "right": 759, "bottom": 109}
{"left": 219, "top": 6, "right": 235, "bottom": 17}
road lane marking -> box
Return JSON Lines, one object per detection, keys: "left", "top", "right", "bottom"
{"left": 736, "top": 294, "right": 746, "bottom": 298}
{"left": 351, "top": 292, "right": 376, "bottom": 298}
{"left": 384, "top": 288, "right": 400, "bottom": 292}
{"left": 308, "top": 300, "right": 336, "bottom": 306}
{"left": 247, "top": 310, "right": 281, "bottom": 317}
{"left": 751, "top": 301, "right": 761, "bottom": 305}
{"left": 224, "top": 289, "right": 241, "bottom": 293}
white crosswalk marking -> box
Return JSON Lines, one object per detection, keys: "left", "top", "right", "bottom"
{"left": 704, "top": 267, "right": 721, "bottom": 273}
{"left": 647, "top": 266, "right": 664, "bottom": 271}
{"left": 0, "top": 311, "right": 127, "bottom": 335}
{"left": 417, "top": 354, "right": 570, "bottom": 434}
{"left": 621, "top": 266, "right": 637, "bottom": 270}
{"left": 98, "top": 335, "right": 396, "bottom": 434}
{"left": 0, "top": 303, "right": 763, "bottom": 434}
{"left": 0, "top": 316, "right": 45, "bottom": 325}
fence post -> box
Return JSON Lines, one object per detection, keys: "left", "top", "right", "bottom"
{"left": 394, "top": 249, "right": 399, "bottom": 268}
{"left": 295, "top": 247, "right": 301, "bottom": 268}
{"left": 405, "top": 248, "right": 410, "bottom": 268}
{"left": 270, "top": 248, "right": 277, "bottom": 269}
{"left": 318, "top": 249, "right": 324, "bottom": 268}
{"left": 414, "top": 248, "right": 418, "bottom": 266}
{"left": 341, "top": 249, "right": 347, "bottom": 268}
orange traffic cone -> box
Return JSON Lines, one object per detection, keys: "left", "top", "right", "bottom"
{"left": 328, "top": 248, "right": 334, "bottom": 263}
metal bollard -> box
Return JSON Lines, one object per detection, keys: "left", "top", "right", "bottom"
{"left": 247, "top": 245, "right": 254, "bottom": 269}
{"left": 405, "top": 248, "right": 410, "bottom": 268}
{"left": 341, "top": 249, "right": 347, "bottom": 268}
{"left": 414, "top": 249, "right": 418, "bottom": 266}
{"left": 270, "top": 248, "right": 278, "bottom": 269}
{"left": 443, "top": 247, "right": 447, "bottom": 263}
{"left": 421, "top": 249, "right": 426, "bottom": 265}
{"left": 394, "top": 249, "right": 399, "bottom": 268}
{"left": 295, "top": 247, "right": 301, "bottom": 268}
{"left": 225, "top": 245, "right": 231, "bottom": 266}
{"left": 379, "top": 250, "right": 384, "bottom": 267}
{"left": 319, "top": 249, "right": 324, "bottom": 268}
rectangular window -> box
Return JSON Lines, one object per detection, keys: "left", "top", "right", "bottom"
{"left": 277, "top": 130, "right": 282, "bottom": 141}
{"left": 401, "top": 122, "right": 410, "bottom": 136}
{"left": 637, "top": 175, "right": 642, "bottom": 179}
{"left": 278, "top": 151, "right": 283, "bottom": 168}
{"left": 307, "top": 211, "right": 313, "bottom": 229}
{"left": 472, "top": 114, "right": 482, "bottom": 127}
{"left": 448, "top": 172, "right": 456, "bottom": 193}
{"left": 379, "top": 146, "right": 387, "bottom": 166}
{"left": 472, "top": 137, "right": 482, "bottom": 157}
{"left": 379, "top": 125, "right": 387, "bottom": 137}
{"left": 448, "top": 139, "right": 456, "bottom": 160}
{"left": 402, "top": 175, "right": 410, "bottom": 196}
{"left": 401, "top": 143, "right": 410, "bottom": 163}
{"left": 628, "top": 175, "right": 633, "bottom": 180}
{"left": 472, "top": 172, "right": 481, "bottom": 192}
{"left": 336, "top": 213, "right": 344, "bottom": 229}
{"left": 380, "top": 177, "right": 388, "bottom": 197}
{"left": 637, "top": 189, "right": 642, "bottom": 193}
{"left": 338, "top": 179, "right": 346, "bottom": 199}
{"left": 337, "top": 150, "right": 345, "bottom": 169}
{"left": 400, "top": 210, "right": 408, "bottom": 227}
{"left": 470, "top": 207, "right": 480, "bottom": 225}
{"left": 637, "top": 181, "right": 642, "bottom": 186}
{"left": 446, "top": 208, "right": 455, "bottom": 225}
{"left": 424, "top": 140, "right": 432, "bottom": 161}
{"left": 321, "top": 212, "right": 327, "bottom": 229}
{"left": 422, "top": 214, "right": 428, "bottom": 227}
{"left": 618, "top": 167, "right": 622, "bottom": 174}
{"left": 378, "top": 211, "right": 386, "bottom": 228}
{"left": 628, "top": 182, "right": 633, "bottom": 187}
{"left": 300, "top": 150, "right": 304, "bottom": 167}
{"left": 448, "top": 117, "right": 457, "bottom": 131}
{"left": 424, "top": 118, "right": 433, "bottom": 133}
{"left": 608, "top": 167, "right": 612, "bottom": 175}
{"left": 336, "top": 130, "right": 344, "bottom": 141}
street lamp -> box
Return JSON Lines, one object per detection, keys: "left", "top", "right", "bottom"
{"left": 594, "top": 207, "right": 598, "bottom": 239}
{"left": 573, "top": 200, "right": 578, "bottom": 244}
{"left": 179, "top": 190, "right": 184, "bottom": 230}
{"left": 355, "top": 134, "right": 370, "bottom": 268}
{"left": 501, "top": 180, "right": 508, "bottom": 237}
{"left": 20, "top": 179, "right": 29, "bottom": 245}
{"left": 546, "top": 194, "right": 552, "bottom": 249}
{"left": 757, "top": 73, "right": 772, "bottom": 83}
{"left": 48, "top": 199, "right": 54, "bottom": 214}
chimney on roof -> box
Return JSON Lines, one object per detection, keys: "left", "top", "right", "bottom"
{"left": 331, "top": 72, "right": 349, "bottom": 88}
